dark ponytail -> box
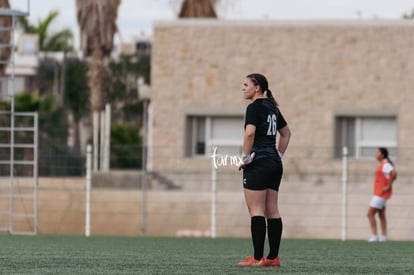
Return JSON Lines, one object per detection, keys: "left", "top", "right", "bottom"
{"left": 379, "top": 147, "right": 394, "bottom": 166}
{"left": 266, "top": 89, "right": 279, "bottom": 107}
{"left": 378, "top": 147, "right": 397, "bottom": 180}
{"left": 247, "top": 73, "right": 279, "bottom": 107}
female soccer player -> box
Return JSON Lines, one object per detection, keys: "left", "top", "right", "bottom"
{"left": 367, "top": 147, "right": 397, "bottom": 242}
{"left": 238, "top": 73, "right": 291, "bottom": 267}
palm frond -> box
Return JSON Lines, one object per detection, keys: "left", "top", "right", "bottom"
{"left": 37, "top": 10, "right": 60, "bottom": 50}
{"left": 76, "top": 0, "right": 121, "bottom": 57}
{"left": 17, "top": 16, "right": 37, "bottom": 33}
{"left": 178, "top": 0, "right": 217, "bottom": 18}
{"left": 44, "top": 28, "right": 74, "bottom": 51}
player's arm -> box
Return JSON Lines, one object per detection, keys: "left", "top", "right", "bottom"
{"left": 243, "top": 124, "right": 256, "bottom": 155}
{"left": 390, "top": 168, "right": 397, "bottom": 183}
{"left": 238, "top": 124, "right": 256, "bottom": 170}
{"left": 277, "top": 125, "right": 291, "bottom": 156}
{"left": 383, "top": 168, "right": 397, "bottom": 192}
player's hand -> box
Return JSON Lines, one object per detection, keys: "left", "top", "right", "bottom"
{"left": 238, "top": 152, "right": 255, "bottom": 171}
{"left": 278, "top": 151, "right": 283, "bottom": 159}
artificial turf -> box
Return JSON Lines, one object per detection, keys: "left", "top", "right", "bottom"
{"left": 0, "top": 235, "right": 413, "bottom": 274}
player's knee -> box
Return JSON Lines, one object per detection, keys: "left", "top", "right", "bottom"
{"left": 265, "top": 209, "right": 279, "bottom": 219}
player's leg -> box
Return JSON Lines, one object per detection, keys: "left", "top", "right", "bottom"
{"left": 367, "top": 206, "right": 379, "bottom": 241}
{"left": 243, "top": 189, "right": 267, "bottom": 261}
{"left": 264, "top": 189, "right": 280, "bottom": 219}
{"left": 264, "top": 159, "right": 283, "bottom": 263}
{"left": 244, "top": 189, "right": 266, "bottom": 216}
{"left": 378, "top": 206, "right": 387, "bottom": 241}
{"left": 264, "top": 189, "right": 282, "bottom": 265}
{"left": 239, "top": 159, "right": 271, "bottom": 266}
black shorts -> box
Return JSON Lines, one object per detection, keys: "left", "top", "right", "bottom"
{"left": 242, "top": 158, "right": 283, "bottom": 191}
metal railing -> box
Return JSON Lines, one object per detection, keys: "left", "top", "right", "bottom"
{"left": 0, "top": 2, "right": 35, "bottom": 235}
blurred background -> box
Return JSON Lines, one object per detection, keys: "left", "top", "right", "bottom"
{"left": 1, "top": 0, "right": 414, "bottom": 240}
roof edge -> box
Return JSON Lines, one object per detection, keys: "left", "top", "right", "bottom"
{"left": 154, "top": 19, "right": 414, "bottom": 28}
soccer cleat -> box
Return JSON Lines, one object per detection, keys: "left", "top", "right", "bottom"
{"left": 237, "top": 256, "right": 265, "bottom": 267}
{"left": 262, "top": 257, "right": 281, "bottom": 267}
{"left": 368, "top": 235, "right": 379, "bottom": 242}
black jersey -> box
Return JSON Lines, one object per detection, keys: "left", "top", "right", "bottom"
{"left": 244, "top": 98, "right": 287, "bottom": 160}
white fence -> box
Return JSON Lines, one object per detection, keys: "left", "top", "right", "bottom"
{"left": 2, "top": 145, "right": 413, "bottom": 240}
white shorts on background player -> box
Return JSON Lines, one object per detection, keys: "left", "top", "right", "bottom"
{"left": 369, "top": 195, "right": 387, "bottom": 209}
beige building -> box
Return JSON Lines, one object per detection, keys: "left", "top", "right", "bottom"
{"left": 149, "top": 20, "right": 414, "bottom": 182}
{"left": 146, "top": 20, "right": 414, "bottom": 240}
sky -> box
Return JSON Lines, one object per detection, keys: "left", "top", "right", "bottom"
{"left": 9, "top": 0, "right": 414, "bottom": 50}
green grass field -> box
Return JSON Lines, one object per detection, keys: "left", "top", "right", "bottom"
{"left": 0, "top": 235, "right": 413, "bottom": 274}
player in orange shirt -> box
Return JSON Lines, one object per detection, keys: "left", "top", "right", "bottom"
{"left": 367, "top": 147, "right": 397, "bottom": 242}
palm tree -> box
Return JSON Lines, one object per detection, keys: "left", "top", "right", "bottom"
{"left": 76, "top": 0, "right": 121, "bottom": 113}
{"left": 0, "top": 0, "right": 11, "bottom": 74}
{"left": 17, "top": 10, "right": 73, "bottom": 52}
{"left": 178, "top": 0, "right": 218, "bottom": 18}
{"left": 17, "top": 10, "right": 74, "bottom": 108}
{"left": 76, "top": 0, "right": 120, "bottom": 171}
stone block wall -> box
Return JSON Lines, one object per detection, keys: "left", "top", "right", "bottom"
{"left": 2, "top": 176, "right": 413, "bottom": 240}
{"left": 150, "top": 20, "right": 414, "bottom": 176}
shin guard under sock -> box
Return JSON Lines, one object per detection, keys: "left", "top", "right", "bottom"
{"left": 251, "top": 216, "right": 266, "bottom": 260}
{"left": 267, "top": 218, "right": 282, "bottom": 259}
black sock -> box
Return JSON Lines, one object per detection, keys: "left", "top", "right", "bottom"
{"left": 267, "top": 218, "right": 282, "bottom": 259}
{"left": 251, "top": 216, "right": 266, "bottom": 260}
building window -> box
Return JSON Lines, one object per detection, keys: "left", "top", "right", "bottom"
{"left": 18, "top": 35, "right": 38, "bottom": 56}
{"left": 13, "top": 77, "right": 25, "bottom": 94}
{"left": 185, "top": 116, "right": 243, "bottom": 157}
{"left": 335, "top": 116, "right": 397, "bottom": 159}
